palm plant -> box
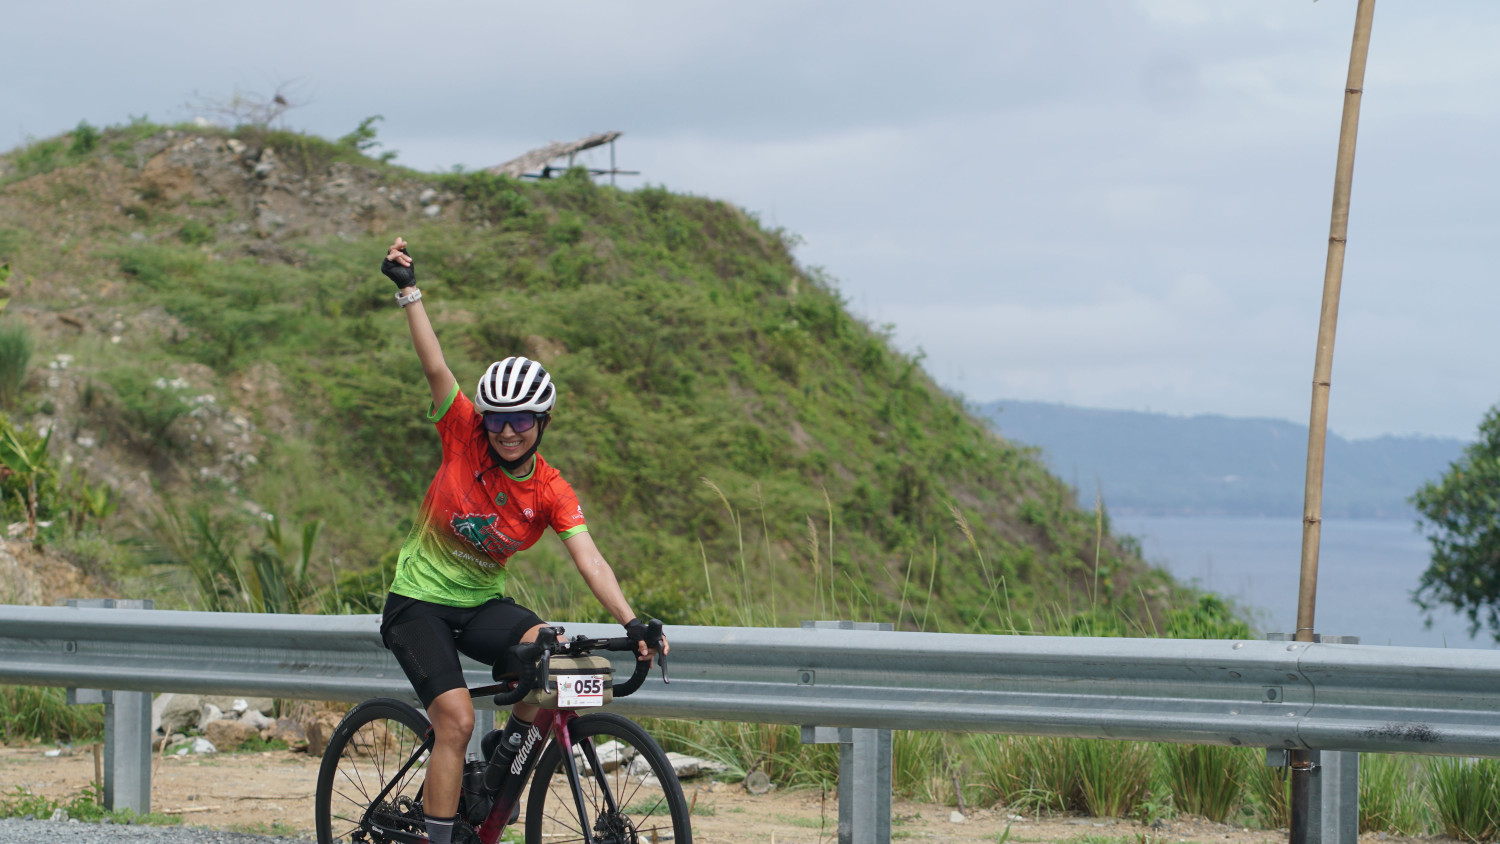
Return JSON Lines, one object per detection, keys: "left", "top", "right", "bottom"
{"left": 0, "top": 424, "right": 50, "bottom": 539}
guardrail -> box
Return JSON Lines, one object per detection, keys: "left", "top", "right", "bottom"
{"left": 4, "top": 604, "right": 1498, "bottom": 755}
{"left": 4, "top": 603, "right": 1500, "bottom": 842}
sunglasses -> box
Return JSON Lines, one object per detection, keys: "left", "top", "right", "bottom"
{"left": 482, "top": 412, "right": 540, "bottom": 434}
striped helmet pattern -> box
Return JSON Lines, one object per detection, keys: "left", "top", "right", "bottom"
{"left": 474, "top": 356, "right": 556, "bottom": 413}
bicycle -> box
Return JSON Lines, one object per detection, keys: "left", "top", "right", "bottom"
{"left": 314, "top": 620, "right": 689, "bottom": 844}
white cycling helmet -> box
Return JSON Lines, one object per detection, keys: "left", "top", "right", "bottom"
{"left": 475, "top": 356, "right": 556, "bottom": 414}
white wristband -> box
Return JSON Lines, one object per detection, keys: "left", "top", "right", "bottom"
{"left": 395, "top": 288, "right": 423, "bottom": 308}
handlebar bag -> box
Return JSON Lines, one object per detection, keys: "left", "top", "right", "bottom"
{"left": 522, "top": 654, "right": 614, "bottom": 708}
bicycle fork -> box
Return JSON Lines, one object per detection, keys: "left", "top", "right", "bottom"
{"left": 473, "top": 710, "right": 623, "bottom": 844}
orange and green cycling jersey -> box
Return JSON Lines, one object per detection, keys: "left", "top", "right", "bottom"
{"left": 390, "top": 384, "right": 588, "bottom": 607}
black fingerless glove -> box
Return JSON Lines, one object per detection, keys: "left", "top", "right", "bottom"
{"left": 381, "top": 247, "right": 416, "bottom": 289}
{"left": 624, "top": 617, "right": 649, "bottom": 646}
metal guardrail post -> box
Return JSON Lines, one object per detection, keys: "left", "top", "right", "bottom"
{"left": 1268, "top": 633, "right": 1359, "bottom": 844}
{"left": 64, "top": 599, "right": 154, "bottom": 813}
{"left": 800, "top": 621, "right": 893, "bottom": 844}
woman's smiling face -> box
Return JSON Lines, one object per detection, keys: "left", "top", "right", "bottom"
{"left": 483, "top": 413, "right": 541, "bottom": 464}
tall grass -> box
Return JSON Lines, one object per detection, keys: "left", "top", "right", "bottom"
{"left": 1161, "top": 743, "right": 1247, "bottom": 822}
{"left": 1075, "top": 739, "right": 1154, "bottom": 817}
{"left": 1426, "top": 756, "right": 1500, "bottom": 842}
{"left": 1244, "top": 758, "right": 1290, "bottom": 829}
{"left": 1360, "top": 753, "right": 1431, "bottom": 835}
{"left": 0, "top": 685, "right": 102, "bottom": 743}
{"left": 644, "top": 718, "right": 837, "bottom": 790}
{"left": 893, "top": 730, "right": 954, "bottom": 803}
{"left": 0, "top": 321, "right": 31, "bottom": 409}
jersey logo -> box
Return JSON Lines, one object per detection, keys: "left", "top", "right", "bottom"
{"left": 494, "top": 491, "right": 508, "bottom": 507}
{"left": 450, "top": 514, "right": 522, "bottom": 558}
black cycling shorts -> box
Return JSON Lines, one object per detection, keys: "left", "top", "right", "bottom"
{"left": 380, "top": 593, "right": 546, "bottom": 707}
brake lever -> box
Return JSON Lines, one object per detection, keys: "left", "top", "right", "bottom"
{"left": 535, "top": 626, "right": 562, "bottom": 691}
{"left": 647, "top": 619, "right": 669, "bottom": 684}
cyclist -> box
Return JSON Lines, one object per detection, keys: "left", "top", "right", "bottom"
{"left": 376, "top": 236, "right": 667, "bottom": 844}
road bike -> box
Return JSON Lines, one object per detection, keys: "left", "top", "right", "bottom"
{"left": 314, "top": 620, "right": 689, "bottom": 844}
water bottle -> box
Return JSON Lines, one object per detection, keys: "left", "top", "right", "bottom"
{"left": 461, "top": 753, "right": 489, "bottom": 823}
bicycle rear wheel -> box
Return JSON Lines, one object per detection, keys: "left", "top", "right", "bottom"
{"left": 525, "top": 711, "right": 692, "bottom": 844}
{"left": 315, "top": 698, "right": 432, "bottom": 844}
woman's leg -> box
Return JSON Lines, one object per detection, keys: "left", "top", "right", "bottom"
{"left": 454, "top": 599, "right": 548, "bottom": 725}
{"left": 422, "top": 687, "right": 475, "bottom": 820}
{"left": 381, "top": 599, "right": 477, "bottom": 838}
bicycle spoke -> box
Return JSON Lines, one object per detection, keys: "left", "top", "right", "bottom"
{"left": 525, "top": 713, "right": 689, "bottom": 844}
{"left": 316, "top": 701, "right": 436, "bottom": 844}
{"left": 337, "top": 761, "right": 371, "bottom": 802}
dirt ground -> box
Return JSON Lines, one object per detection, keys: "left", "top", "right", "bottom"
{"left": 0, "top": 743, "right": 1410, "bottom": 843}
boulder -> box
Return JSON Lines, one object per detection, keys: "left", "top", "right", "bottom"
{"left": 261, "top": 718, "right": 306, "bottom": 746}
{"left": 159, "top": 694, "right": 203, "bottom": 735}
{"left": 241, "top": 709, "right": 274, "bottom": 730}
{"left": 203, "top": 695, "right": 274, "bottom": 715}
{"left": 175, "top": 737, "right": 216, "bottom": 755}
{"left": 305, "top": 710, "right": 344, "bottom": 757}
{"left": 151, "top": 693, "right": 173, "bottom": 734}
{"left": 665, "top": 752, "right": 726, "bottom": 778}
{"left": 200, "top": 703, "right": 224, "bottom": 727}
{"left": 205, "top": 719, "right": 259, "bottom": 752}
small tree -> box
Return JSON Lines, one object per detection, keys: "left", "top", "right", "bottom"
{"left": 1412, "top": 405, "right": 1500, "bottom": 640}
{"left": 0, "top": 423, "right": 51, "bottom": 540}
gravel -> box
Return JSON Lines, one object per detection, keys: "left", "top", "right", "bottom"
{"left": 0, "top": 818, "right": 313, "bottom": 843}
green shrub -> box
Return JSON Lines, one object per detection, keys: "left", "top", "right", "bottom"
{"left": 1361, "top": 753, "right": 1431, "bottom": 835}
{"left": 1161, "top": 743, "right": 1247, "bottom": 822}
{"left": 0, "top": 685, "right": 103, "bottom": 743}
{"left": 1162, "top": 594, "right": 1253, "bottom": 640}
{"left": 893, "top": 730, "right": 953, "bottom": 803}
{"left": 1006, "top": 736, "right": 1079, "bottom": 812}
{"left": 8, "top": 138, "right": 65, "bottom": 181}
{"left": 0, "top": 321, "right": 31, "bottom": 408}
{"left": 178, "top": 220, "right": 214, "bottom": 245}
{"left": 102, "top": 368, "right": 191, "bottom": 452}
{"left": 1245, "top": 757, "right": 1290, "bottom": 829}
{"left": 69, "top": 121, "right": 101, "bottom": 156}
{"left": 1076, "top": 739, "right": 1154, "bottom": 817}
{"left": 0, "top": 784, "right": 181, "bottom": 825}
{"left": 1426, "top": 756, "right": 1500, "bottom": 842}
{"left": 643, "top": 718, "right": 836, "bottom": 790}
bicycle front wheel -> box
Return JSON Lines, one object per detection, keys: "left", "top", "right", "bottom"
{"left": 525, "top": 711, "right": 692, "bottom": 844}
{"left": 314, "top": 698, "right": 432, "bottom": 844}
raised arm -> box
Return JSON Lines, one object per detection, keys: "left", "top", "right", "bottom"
{"left": 562, "top": 531, "right": 670, "bottom": 661}
{"left": 383, "top": 237, "right": 457, "bottom": 408}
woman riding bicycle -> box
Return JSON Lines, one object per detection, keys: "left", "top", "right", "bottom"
{"left": 376, "top": 236, "right": 666, "bottom": 844}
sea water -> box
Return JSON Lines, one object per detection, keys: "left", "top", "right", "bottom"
{"left": 1113, "top": 514, "right": 1494, "bottom": 649}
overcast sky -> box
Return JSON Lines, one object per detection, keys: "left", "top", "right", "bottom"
{"left": 8, "top": 1, "right": 1498, "bottom": 439}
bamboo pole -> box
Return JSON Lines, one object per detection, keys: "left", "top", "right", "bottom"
{"left": 1291, "top": 1, "right": 1376, "bottom": 842}
{"left": 1295, "top": 0, "right": 1377, "bottom": 644}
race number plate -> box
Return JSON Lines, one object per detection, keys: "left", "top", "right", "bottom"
{"left": 556, "top": 674, "right": 606, "bottom": 708}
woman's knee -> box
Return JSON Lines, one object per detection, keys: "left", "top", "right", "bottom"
{"left": 427, "top": 689, "right": 475, "bottom": 742}
{"left": 519, "top": 623, "right": 550, "bottom": 643}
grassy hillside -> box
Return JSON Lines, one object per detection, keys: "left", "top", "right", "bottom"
{"left": 0, "top": 119, "right": 1204, "bottom": 635}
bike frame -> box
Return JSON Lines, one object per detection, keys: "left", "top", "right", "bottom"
{"left": 352, "top": 624, "right": 663, "bottom": 844}
{"left": 473, "top": 705, "right": 583, "bottom": 844}
{"left": 354, "top": 704, "right": 587, "bottom": 844}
